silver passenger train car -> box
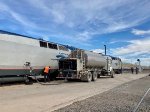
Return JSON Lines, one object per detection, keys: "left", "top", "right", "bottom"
{"left": 111, "top": 57, "right": 122, "bottom": 74}
{"left": 0, "top": 30, "right": 70, "bottom": 83}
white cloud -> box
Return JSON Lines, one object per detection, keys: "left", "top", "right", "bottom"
{"left": 0, "top": 2, "right": 37, "bottom": 29}
{"left": 109, "top": 40, "right": 128, "bottom": 44}
{"left": 26, "top": 0, "right": 150, "bottom": 40}
{"left": 112, "top": 37, "right": 150, "bottom": 55}
{"left": 119, "top": 56, "right": 150, "bottom": 66}
{"left": 139, "top": 57, "right": 150, "bottom": 66}
{"left": 92, "top": 49, "right": 104, "bottom": 53}
{"left": 75, "top": 31, "right": 92, "bottom": 42}
{"left": 1, "top": 0, "right": 150, "bottom": 49}
{"left": 132, "top": 29, "right": 150, "bottom": 35}
{"left": 110, "top": 37, "right": 150, "bottom": 66}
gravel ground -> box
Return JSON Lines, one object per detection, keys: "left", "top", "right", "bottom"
{"left": 54, "top": 76, "right": 150, "bottom": 112}
{"left": 0, "top": 74, "right": 148, "bottom": 112}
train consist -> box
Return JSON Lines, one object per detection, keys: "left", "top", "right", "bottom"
{"left": 58, "top": 50, "right": 122, "bottom": 81}
{"left": 0, "top": 30, "right": 122, "bottom": 83}
{"left": 0, "top": 30, "right": 70, "bottom": 83}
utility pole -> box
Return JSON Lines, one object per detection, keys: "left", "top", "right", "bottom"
{"left": 104, "top": 45, "right": 106, "bottom": 55}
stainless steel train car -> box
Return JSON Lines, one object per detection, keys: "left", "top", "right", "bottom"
{"left": 111, "top": 57, "right": 122, "bottom": 74}
{"left": 0, "top": 30, "right": 70, "bottom": 83}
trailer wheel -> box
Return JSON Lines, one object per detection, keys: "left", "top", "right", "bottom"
{"left": 92, "top": 72, "right": 97, "bottom": 81}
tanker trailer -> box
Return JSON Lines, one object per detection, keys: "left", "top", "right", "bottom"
{"left": 58, "top": 49, "right": 114, "bottom": 82}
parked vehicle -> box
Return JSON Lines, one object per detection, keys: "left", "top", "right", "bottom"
{"left": 58, "top": 49, "right": 114, "bottom": 82}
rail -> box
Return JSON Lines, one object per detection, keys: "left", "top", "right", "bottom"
{"left": 133, "top": 87, "right": 150, "bottom": 112}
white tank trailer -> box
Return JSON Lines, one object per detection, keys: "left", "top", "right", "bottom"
{"left": 58, "top": 49, "right": 114, "bottom": 82}
{"left": 0, "top": 31, "right": 70, "bottom": 83}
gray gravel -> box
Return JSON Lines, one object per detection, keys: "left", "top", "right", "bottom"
{"left": 54, "top": 76, "right": 150, "bottom": 112}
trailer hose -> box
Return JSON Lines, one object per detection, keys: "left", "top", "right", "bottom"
{"left": 32, "top": 73, "right": 63, "bottom": 85}
{"left": 133, "top": 87, "right": 150, "bottom": 112}
{"left": 27, "top": 67, "right": 64, "bottom": 85}
{"left": 24, "top": 63, "right": 63, "bottom": 85}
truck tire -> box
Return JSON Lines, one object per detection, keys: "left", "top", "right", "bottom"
{"left": 111, "top": 71, "right": 114, "bottom": 78}
{"left": 81, "top": 72, "right": 92, "bottom": 82}
{"left": 97, "top": 74, "right": 101, "bottom": 78}
{"left": 66, "top": 79, "right": 73, "bottom": 81}
{"left": 92, "top": 72, "right": 97, "bottom": 81}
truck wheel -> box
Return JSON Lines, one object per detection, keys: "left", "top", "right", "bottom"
{"left": 111, "top": 74, "right": 114, "bottom": 78}
{"left": 97, "top": 74, "right": 101, "bottom": 78}
{"left": 86, "top": 72, "right": 92, "bottom": 82}
{"left": 92, "top": 72, "right": 97, "bottom": 81}
{"left": 67, "top": 79, "right": 73, "bottom": 81}
{"left": 81, "top": 72, "right": 92, "bottom": 82}
{"left": 111, "top": 71, "right": 114, "bottom": 78}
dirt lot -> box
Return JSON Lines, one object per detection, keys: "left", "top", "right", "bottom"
{"left": 0, "top": 73, "right": 149, "bottom": 112}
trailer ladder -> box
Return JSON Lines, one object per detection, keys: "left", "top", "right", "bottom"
{"left": 82, "top": 59, "right": 85, "bottom": 70}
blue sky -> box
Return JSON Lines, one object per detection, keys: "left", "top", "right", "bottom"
{"left": 0, "top": 0, "right": 150, "bottom": 66}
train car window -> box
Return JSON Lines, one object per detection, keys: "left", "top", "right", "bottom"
{"left": 112, "top": 57, "right": 115, "bottom": 60}
{"left": 39, "top": 41, "right": 47, "bottom": 48}
{"left": 48, "top": 43, "right": 58, "bottom": 49}
{"left": 59, "top": 45, "right": 69, "bottom": 51}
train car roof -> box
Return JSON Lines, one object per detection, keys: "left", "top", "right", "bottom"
{"left": 0, "top": 29, "right": 70, "bottom": 47}
{"left": 104, "top": 55, "right": 121, "bottom": 60}
{"left": 0, "top": 30, "right": 37, "bottom": 40}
